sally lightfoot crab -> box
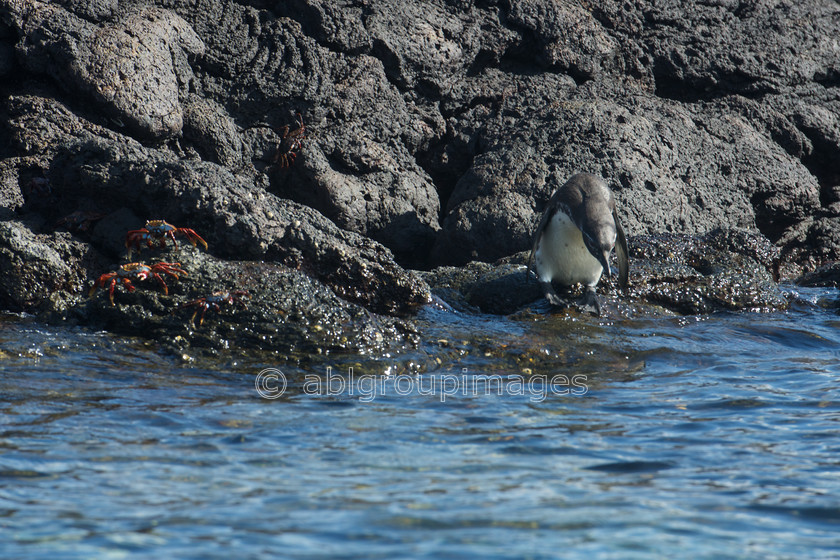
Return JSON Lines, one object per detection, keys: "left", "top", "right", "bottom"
{"left": 246, "top": 113, "right": 306, "bottom": 168}
{"left": 126, "top": 220, "right": 208, "bottom": 258}
{"left": 89, "top": 262, "right": 188, "bottom": 305}
{"left": 179, "top": 290, "right": 250, "bottom": 326}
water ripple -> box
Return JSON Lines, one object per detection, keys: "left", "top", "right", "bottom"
{"left": 1, "top": 293, "right": 840, "bottom": 558}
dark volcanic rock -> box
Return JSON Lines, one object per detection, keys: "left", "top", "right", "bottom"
{"left": 419, "top": 260, "right": 541, "bottom": 315}
{"left": 10, "top": 2, "right": 204, "bottom": 139}
{"left": 5, "top": 0, "right": 838, "bottom": 275}
{"left": 78, "top": 248, "right": 416, "bottom": 357}
{"left": 796, "top": 262, "right": 840, "bottom": 288}
{"left": 597, "top": 1, "right": 840, "bottom": 98}
{"left": 2, "top": 0, "right": 839, "bottom": 350}
{"left": 0, "top": 161, "right": 27, "bottom": 214}
{"left": 154, "top": 0, "right": 444, "bottom": 263}
{"left": 433, "top": 79, "right": 824, "bottom": 267}
{"left": 47, "top": 135, "right": 431, "bottom": 316}
{"left": 3, "top": 92, "right": 429, "bottom": 317}
{"left": 0, "top": 219, "right": 104, "bottom": 312}
{"left": 182, "top": 94, "right": 245, "bottom": 168}
{"left": 625, "top": 229, "right": 788, "bottom": 314}
{"left": 506, "top": 0, "right": 620, "bottom": 79}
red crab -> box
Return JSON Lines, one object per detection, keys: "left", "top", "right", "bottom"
{"left": 89, "top": 262, "right": 187, "bottom": 305}
{"left": 247, "top": 113, "right": 306, "bottom": 168}
{"left": 179, "top": 290, "right": 250, "bottom": 326}
{"left": 126, "top": 220, "right": 208, "bottom": 258}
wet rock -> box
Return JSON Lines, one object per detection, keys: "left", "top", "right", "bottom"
{"left": 77, "top": 248, "right": 416, "bottom": 357}
{"left": 424, "top": 229, "right": 787, "bottom": 316}
{"left": 632, "top": 229, "right": 781, "bottom": 280}
{"left": 11, "top": 2, "right": 204, "bottom": 139}
{"left": 776, "top": 211, "right": 840, "bottom": 278}
{"left": 418, "top": 260, "right": 540, "bottom": 315}
{"left": 796, "top": 262, "right": 840, "bottom": 288}
{"left": 0, "top": 219, "right": 103, "bottom": 312}
{"left": 626, "top": 229, "right": 788, "bottom": 314}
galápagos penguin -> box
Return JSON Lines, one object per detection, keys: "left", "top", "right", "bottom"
{"left": 529, "top": 173, "right": 629, "bottom": 315}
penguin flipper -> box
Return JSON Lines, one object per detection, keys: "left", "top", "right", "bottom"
{"left": 528, "top": 204, "right": 557, "bottom": 274}
{"left": 613, "top": 210, "right": 629, "bottom": 289}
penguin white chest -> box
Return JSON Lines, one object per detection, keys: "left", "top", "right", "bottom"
{"left": 534, "top": 211, "right": 604, "bottom": 287}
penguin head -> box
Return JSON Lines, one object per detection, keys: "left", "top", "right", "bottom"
{"left": 581, "top": 218, "right": 617, "bottom": 277}
{"left": 574, "top": 175, "right": 618, "bottom": 277}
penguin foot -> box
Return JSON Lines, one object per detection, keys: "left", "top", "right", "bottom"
{"left": 546, "top": 293, "right": 569, "bottom": 308}
{"left": 576, "top": 288, "right": 602, "bottom": 317}
{"left": 540, "top": 282, "right": 569, "bottom": 309}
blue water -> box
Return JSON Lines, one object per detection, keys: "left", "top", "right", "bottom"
{"left": 1, "top": 287, "right": 839, "bottom": 559}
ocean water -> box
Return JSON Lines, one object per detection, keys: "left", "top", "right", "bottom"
{"left": 1, "top": 286, "right": 838, "bottom": 559}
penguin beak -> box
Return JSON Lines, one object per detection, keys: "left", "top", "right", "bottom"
{"left": 599, "top": 250, "right": 612, "bottom": 277}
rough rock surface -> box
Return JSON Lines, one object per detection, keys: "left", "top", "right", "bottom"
{"left": 6, "top": 92, "right": 429, "bottom": 316}
{"left": 0, "top": 218, "right": 104, "bottom": 312}
{"left": 11, "top": 2, "right": 204, "bottom": 139}
{"left": 76, "top": 247, "right": 416, "bottom": 358}
{"left": 1, "top": 0, "right": 838, "bottom": 350}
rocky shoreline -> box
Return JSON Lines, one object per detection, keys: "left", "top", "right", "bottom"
{"left": 1, "top": 1, "right": 838, "bottom": 355}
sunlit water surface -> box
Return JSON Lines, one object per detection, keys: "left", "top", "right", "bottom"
{"left": 1, "top": 287, "right": 839, "bottom": 559}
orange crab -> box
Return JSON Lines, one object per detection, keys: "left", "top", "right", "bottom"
{"left": 179, "top": 290, "right": 250, "bottom": 326}
{"left": 126, "top": 220, "right": 208, "bottom": 258}
{"left": 89, "top": 262, "right": 187, "bottom": 305}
